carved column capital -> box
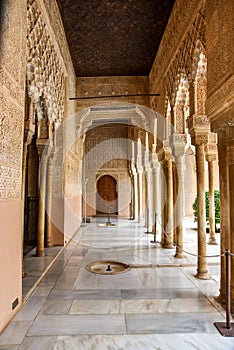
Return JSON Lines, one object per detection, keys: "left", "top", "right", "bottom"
{"left": 204, "top": 140, "right": 217, "bottom": 163}
{"left": 157, "top": 140, "right": 173, "bottom": 163}
{"left": 188, "top": 114, "right": 210, "bottom": 145}
{"left": 171, "top": 133, "right": 188, "bottom": 157}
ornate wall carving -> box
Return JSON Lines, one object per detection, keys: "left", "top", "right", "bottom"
{"left": 26, "top": 0, "right": 66, "bottom": 126}
{"left": 0, "top": 0, "right": 27, "bottom": 199}
{"left": 150, "top": 0, "right": 204, "bottom": 92}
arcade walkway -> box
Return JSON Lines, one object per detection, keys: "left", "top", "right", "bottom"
{"left": 0, "top": 217, "right": 233, "bottom": 350}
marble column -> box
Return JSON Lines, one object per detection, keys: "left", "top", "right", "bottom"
{"left": 45, "top": 154, "right": 54, "bottom": 247}
{"left": 130, "top": 141, "right": 138, "bottom": 221}
{"left": 174, "top": 152, "right": 186, "bottom": 258}
{"left": 144, "top": 133, "right": 152, "bottom": 232}
{"left": 133, "top": 170, "right": 139, "bottom": 221}
{"left": 162, "top": 155, "right": 174, "bottom": 248}
{"left": 195, "top": 145, "right": 210, "bottom": 279}
{"left": 207, "top": 157, "right": 218, "bottom": 245}
{"left": 36, "top": 149, "right": 48, "bottom": 257}
{"left": 137, "top": 138, "right": 143, "bottom": 222}
{"left": 151, "top": 144, "right": 160, "bottom": 234}
{"left": 205, "top": 139, "right": 218, "bottom": 245}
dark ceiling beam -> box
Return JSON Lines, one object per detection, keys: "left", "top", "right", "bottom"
{"left": 69, "top": 93, "right": 160, "bottom": 100}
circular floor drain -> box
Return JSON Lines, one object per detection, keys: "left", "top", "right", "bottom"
{"left": 86, "top": 260, "right": 131, "bottom": 275}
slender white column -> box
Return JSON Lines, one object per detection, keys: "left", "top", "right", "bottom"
{"left": 174, "top": 153, "right": 186, "bottom": 258}
{"left": 45, "top": 154, "right": 54, "bottom": 247}
{"left": 137, "top": 137, "right": 143, "bottom": 222}
{"left": 195, "top": 145, "right": 209, "bottom": 279}
{"left": 36, "top": 151, "right": 47, "bottom": 257}
{"left": 151, "top": 144, "right": 160, "bottom": 234}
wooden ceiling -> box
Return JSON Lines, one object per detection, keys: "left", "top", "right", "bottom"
{"left": 56, "top": 0, "right": 175, "bottom": 77}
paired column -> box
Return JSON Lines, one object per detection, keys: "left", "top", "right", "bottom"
{"left": 151, "top": 144, "right": 160, "bottom": 234}
{"left": 161, "top": 152, "right": 174, "bottom": 248}
{"left": 195, "top": 145, "right": 209, "bottom": 278}
{"left": 173, "top": 149, "right": 186, "bottom": 257}
{"left": 188, "top": 113, "right": 210, "bottom": 279}
{"left": 136, "top": 137, "right": 143, "bottom": 222}
{"left": 36, "top": 147, "right": 48, "bottom": 257}
{"left": 205, "top": 142, "right": 218, "bottom": 245}
{"left": 45, "top": 154, "right": 54, "bottom": 247}
{"left": 144, "top": 133, "right": 153, "bottom": 232}
{"left": 130, "top": 161, "right": 138, "bottom": 221}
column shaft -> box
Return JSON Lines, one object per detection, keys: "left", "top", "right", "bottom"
{"left": 45, "top": 158, "right": 54, "bottom": 247}
{"left": 133, "top": 172, "right": 138, "bottom": 221}
{"left": 174, "top": 155, "right": 186, "bottom": 258}
{"left": 137, "top": 170, "right": 143, "bottom": 222}
{"left": 36, "top": 154, "right": 47, "bottom": 257}
{"left": 195, "top": 145, "right": 209, "bottom": 279}
{"left": 152, "top": 158, "right": 160, "bottom": 233}
{"left": 207, "top": 160, "right": 217, "bottom": 244}
{"left": 162, "top": 158, "right": 174, "bottom": 248}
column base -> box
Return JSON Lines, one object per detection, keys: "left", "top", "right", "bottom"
{"left": 195, "top": 270, "right": 210, "bottom": 280}
{"left": 161, "top": 242, "right": 174, "bottom": 249}
{"left": 46, "top": 240, "right": 54, "bottom": 248}
{"left": 207, "top": 237, "right": 218, "bottom": 245}
{"left": 215, "top": 293, "right": 226, "bottom": 305}
{"left": 35, "top": 249, "right": 45, "bottom": 257}
{"left": 174, "top": 251, "right": 187, "bottom": 258}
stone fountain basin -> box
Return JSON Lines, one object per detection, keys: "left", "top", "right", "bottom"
{"left": 86, "top": 260, "right": 131, "bottom": 275}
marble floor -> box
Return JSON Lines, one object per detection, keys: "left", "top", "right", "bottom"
{"left": 0, "top": 217, "right": 233, "bottom": 350}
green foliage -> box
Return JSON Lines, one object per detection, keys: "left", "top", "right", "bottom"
{"left": 192, "top": 190, "right": 220, "bottom": 224}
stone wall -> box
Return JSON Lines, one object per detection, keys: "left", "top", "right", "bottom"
{"left": 0, "top": 0, "right": 27, "bottom": 332}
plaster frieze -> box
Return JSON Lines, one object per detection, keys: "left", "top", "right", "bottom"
{"left": 150, "top": 0, "right": 204, "bottom": 91}
{"left": 27, "top": 0, "right": 66, "bottom": 125}
{"left": 210, "top": 105, "right": 234, "bottom": 133}
{"left": 206, "top": 74, "right": 234, "bottom": 122}
{"left": 205, "top": 0, "right": 234, "bottom": 95}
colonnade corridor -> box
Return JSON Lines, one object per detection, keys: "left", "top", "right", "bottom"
{"left": 0, "top": 217, "right": 233, "bottom": 349}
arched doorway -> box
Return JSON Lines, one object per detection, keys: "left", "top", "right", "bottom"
{"left": 96, "top": 175, "right": 118, "bottom": 216}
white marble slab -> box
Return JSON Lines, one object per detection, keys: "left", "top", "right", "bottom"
{"left": 125, "top": 312, "right": 224, "bottom": 334}
{"left": 27, "top": 315, "right": 126, "bottom": 336}
{"left": 53, "top": 333, "right": 234, "bottom": 350}
{"left": 18, "top": 336, "right": 56, "bottom": 350}
{"left": 0, "top": 321, "right": 31, "bottom": 346}
{"left": 54, "top": 266, "right": 79, "bottom": 289}
{"left": 31, "top": 286, "right": 53, "bottom": 297}
{"left": 13, "top": 297, "right": 46, "bottom": 321}
{"left": 48, "top": 289, "right": 121, "bottom": 300}
{"left": 120, "top": 298, "right": 215, "bottom": 314}
{"left": 40, "top": 300, "right": 72, "bottom": 315}
{"left": 121, "top": 288, "right": 203, "bottom": 299}
{"left": 70, "top": 300, "right": 120, "bottom": 314}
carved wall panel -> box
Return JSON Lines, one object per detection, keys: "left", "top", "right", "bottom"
{"left": 0, "top": 0, "right": 27, "bottom": 199}
{"left": 26, "top": 0, "right": 66, "bottom": 126}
